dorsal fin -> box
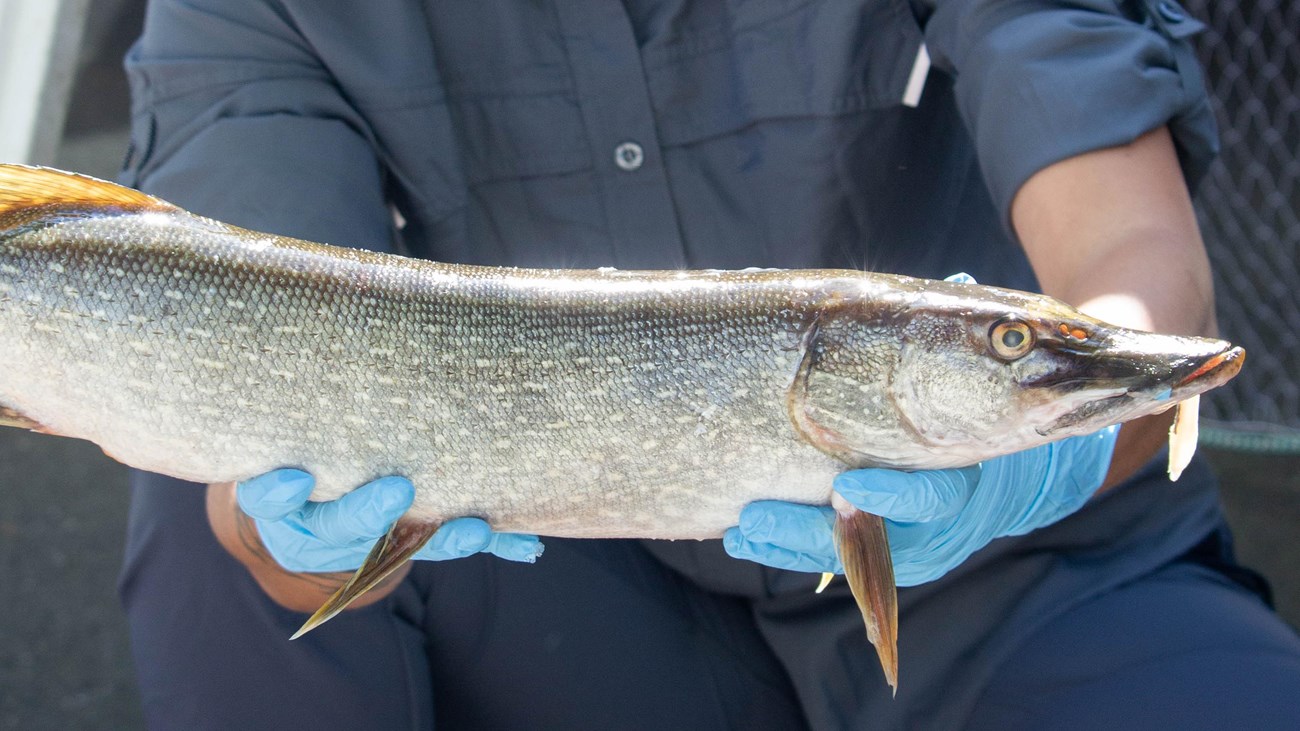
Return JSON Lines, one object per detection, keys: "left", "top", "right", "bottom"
{"left": 0, "top": 165, "right": 176, "bottom": 218}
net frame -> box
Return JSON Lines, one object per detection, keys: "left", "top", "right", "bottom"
{"left": 1183, "top": 0, "right": 1300, "bottom": 453}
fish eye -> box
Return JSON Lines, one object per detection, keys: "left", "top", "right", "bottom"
{"left": 989, "top": 318, "right": 1035, "bottom": 360}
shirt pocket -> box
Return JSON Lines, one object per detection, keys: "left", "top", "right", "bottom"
{"left": 445, "top": 93, "right": 592, "bottom": 186}
{"left": 641, "top": 0, "right": 926, "bottom": 146}
{"left": 351, "top": 84, "right": 593, "bottom": 226}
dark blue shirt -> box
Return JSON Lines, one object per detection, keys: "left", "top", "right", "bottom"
{"left": 123, "top": 0, "right": 1214, "bottom": 281}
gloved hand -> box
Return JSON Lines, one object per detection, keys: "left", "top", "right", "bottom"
{"left": 722, "top": 427, "right": 1117, "bottom": 585}
{"left": 237, "top": 468, "right": 544, "bottom": 573}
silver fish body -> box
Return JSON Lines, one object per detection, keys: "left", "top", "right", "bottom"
{"left": 4, "top": 210, "right": 860, "bottom": 538}
{"left": 0, "top": 165, "right": 1244, "bottom": 535}
{"left": 0, "top": 165, "right": 1244, "bottom": 685}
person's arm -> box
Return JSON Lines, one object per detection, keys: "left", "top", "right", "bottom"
{"left": 725, "top": 2, "right": 1221, "bottom": 582}
{"left": 725, "top": 128, "right": 1212, "bottom": 580}
{"left": 1012, "top": 125, "right": 1215, "bottom": 490}
{"left": 125, "top": 0, "right": 404, "bottom": 611}
{"left": 920, "top": 0, "right": 1220, "bottom": 487}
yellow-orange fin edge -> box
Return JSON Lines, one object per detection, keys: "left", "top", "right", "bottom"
{"left": 0, "top": 164, "right": 176, "bottom": 219}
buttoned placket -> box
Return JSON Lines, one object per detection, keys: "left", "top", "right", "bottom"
{"left": 551, "top": 0, "right": 686, "bottom": 267}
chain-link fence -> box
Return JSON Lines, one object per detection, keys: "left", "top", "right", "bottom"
{"left": 1183, "top": 0, "right": 1300, "bottom": 453}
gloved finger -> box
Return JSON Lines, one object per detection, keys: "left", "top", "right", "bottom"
{"left": 1054, "top": 426, "right": 1119, "bottom": 503}
{"left": 296, "top": 475, "right": 415, "bottom": 546}
{"left": 483, "top": 532, "right": 545, "bottom": 563}
{"left": 416, "top": 516, "right": 493, "bottom": 560}
{"left": 236, "top": 468, "right": 315, "bottom": 521}
{"left": 413, "top": 518, "right": 546, "bottom": 562}
{"left": 833, "top": 465, "right": 980, "bottom": 523}
{"left": 734, "top": 501, "right": 838, "bottom": 556}
{"left": 255, "top": 519, "right": 370, "bottom": 574}
{"left": 892, "top": 551, "right": 969, "bottom": 587}
{"left": 723, "top": 529, "right": 843, "bottom": 573}
{"left": 884, "top": 520, "right": 960, "bottom": 586}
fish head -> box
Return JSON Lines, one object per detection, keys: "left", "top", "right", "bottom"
{"left": 793, "top": 276, "right": 1243, "bottom": 469}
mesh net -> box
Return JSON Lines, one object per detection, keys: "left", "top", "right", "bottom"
{"left": 1183, "top": 0, "right": 1300, "bottom": 453}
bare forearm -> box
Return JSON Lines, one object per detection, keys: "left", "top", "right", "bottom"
{"left": 205, "top": 482, "right": 409, "bottom": 612}
{"left": 1011, "top": 126, "right": 1216, "bottom": 489}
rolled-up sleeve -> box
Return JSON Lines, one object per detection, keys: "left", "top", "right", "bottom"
{"left": 121, "top": 0, "right": 392, "bottom": 251}
{"left": 919, "top": 0, "right": 1218, "bottom": 227}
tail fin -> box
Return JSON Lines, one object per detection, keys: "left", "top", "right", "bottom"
{"left": 834, "top": 505, "right": 899, "bottom": 694}
{"left": 291, "top": 517, "right": 441, "bottom": 640}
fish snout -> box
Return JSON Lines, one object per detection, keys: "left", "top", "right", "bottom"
{"left": 1088, "top": 331, "right": 1244, "bottom": 398}
{"left": 1170, "top": 342, "right": 1244, "bottom": 397}
{"left": 1036, "top": 336, "right": 1244, "bottom": 437}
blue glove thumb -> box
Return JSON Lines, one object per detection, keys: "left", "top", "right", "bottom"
{"left": 835, "top": 427, "right": 1117, "bottom": 585}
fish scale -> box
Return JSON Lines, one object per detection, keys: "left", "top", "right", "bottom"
{"left": 0, "top": 165, "right": 1245, "bottom": 692}
{"left": 4, "top": 214, "right": 843, "bottom": 537}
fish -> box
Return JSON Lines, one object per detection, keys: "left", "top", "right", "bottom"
{"left": 0, "top": 165, "right": 1243, "bottom": 691}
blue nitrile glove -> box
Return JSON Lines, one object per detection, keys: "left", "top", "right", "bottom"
{"left": 237, "top": 469, "right": 544, "bottom": 573}
{"left": 723, "top": 271, "right": 1120, "bottom": 585}
{"left": 722, "top": 427, "right": 1117, "bottom": 585}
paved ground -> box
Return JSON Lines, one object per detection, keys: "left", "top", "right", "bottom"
{"left": 0, "top": 434, "right": 138, "bottom": 731}
{"left": 0, "top": 3, "right": 1297, "bottom": 728}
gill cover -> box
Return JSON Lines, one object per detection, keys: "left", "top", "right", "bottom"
{"left": 786, "top": 307, "right": 910, "bottom": 469}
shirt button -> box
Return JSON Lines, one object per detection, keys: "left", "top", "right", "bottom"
{"left": 614, "top": 141, "right": 644, "bottom": 171}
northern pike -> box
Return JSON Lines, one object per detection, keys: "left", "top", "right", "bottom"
{"left": 0, "top": 165, "right": 1243, "bottom": 690}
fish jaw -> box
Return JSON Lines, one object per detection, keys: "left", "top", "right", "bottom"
{"left": 1172, "top": 345, "right": 1245, "bottom": 397}
{"left": 1031, "top": 337, "right": 1244, "bottom": 439}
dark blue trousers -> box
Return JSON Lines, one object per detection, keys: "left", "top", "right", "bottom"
{"left": 120, "top": 460, "right": 1300, "bottom": 730}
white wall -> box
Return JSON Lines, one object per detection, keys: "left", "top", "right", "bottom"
{"left": 0, "top": 0, "right": 89, "bottom": 164}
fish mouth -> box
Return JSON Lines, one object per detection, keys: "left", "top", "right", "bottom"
{"left": 1027, "top": 341, "right": 1244, "bottom": 394}
{"left": 1172, "top": 345, "right": 1245, "bottom": 394}
{"left": 1039, "top": 341, "right": 1244, "bottom": 436}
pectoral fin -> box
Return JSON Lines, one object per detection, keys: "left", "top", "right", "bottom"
{"left": 291, "top": 517, "right": 441, "bottom": 640}
{"left": 834, "top": 506, "right": 899, "bottom": 695}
